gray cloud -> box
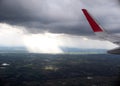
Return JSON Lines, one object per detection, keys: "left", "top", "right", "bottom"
{"left": 0, "top": 0, "right": 120, "bottom": 35}
{"left": 118, "top": 0, "right": 120, "bottom": 4}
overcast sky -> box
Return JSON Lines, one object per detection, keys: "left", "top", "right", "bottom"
{"left": 0, "top": 0, "right": 120, "bottom": 53}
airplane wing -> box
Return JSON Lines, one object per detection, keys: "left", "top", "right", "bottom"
{"left": 82, "top": 9, "right": 120, "bottom": 54}
{"left": 82, "top": 9, "right": 120, "bottom": 45}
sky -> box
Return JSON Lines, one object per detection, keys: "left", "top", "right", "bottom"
{"left": 0, "top": 0, "right": 120, "bottom": 53}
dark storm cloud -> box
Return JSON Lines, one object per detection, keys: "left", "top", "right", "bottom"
{"left": 26, "top": 20, "right": 93, "bottom": 35}
{"left": 0, "top": 0, "right": 120, "bottom": 35}
{"left": 118, "top": 0, "right": 120, "bottom": 3}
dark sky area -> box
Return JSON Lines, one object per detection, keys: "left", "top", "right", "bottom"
{"left": 0, "top": 0, "right": 120, "bottom": 35}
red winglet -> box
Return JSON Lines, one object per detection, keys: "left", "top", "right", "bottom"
{"left": 82, "top": 9, "right": 103, "bottom": 32}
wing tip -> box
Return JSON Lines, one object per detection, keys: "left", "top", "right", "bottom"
{"left": 82, "top": 9, "right": 86, "bottom": 11}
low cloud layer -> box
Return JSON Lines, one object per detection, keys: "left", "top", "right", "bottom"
{"left": 0, "top": 23, "right": 117, "bottom": 53}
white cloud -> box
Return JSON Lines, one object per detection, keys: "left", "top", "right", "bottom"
{"left": 0, "top": 23, "right": 25, "bottom": 46}
{"left": 58, "top": 35, "right": 118, "bottom": 49}
{"left": 0, "top": 23, "right": 117, "bottom": 53}
{"left": 23, "top": 33, "right": 63, "bottom": 53}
